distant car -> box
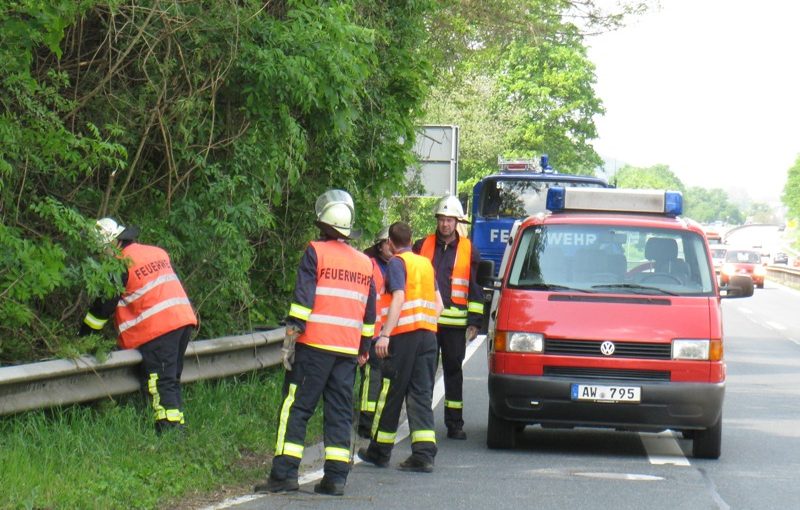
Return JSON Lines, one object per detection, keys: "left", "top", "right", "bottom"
{"left": 710, "top": 246, "right": 727, "bottom": 274}
{"left": 704, "top": 230, "right": 722, "bottom": 244}
{"left": 721, "top": 249, "right": 765, "bottom": 289}
{"left": 772, "top": 252, "right": 788, "bottom": 265}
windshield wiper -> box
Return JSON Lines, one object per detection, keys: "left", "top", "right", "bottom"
{"left": 518, "top": 283, "right": 595, "bottom": 293}
{"left": 590, "top": 283, "right": 678, "bottom": 296}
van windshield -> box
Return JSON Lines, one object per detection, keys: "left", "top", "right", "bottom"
{"left": 479, "top": 179, "right": 605, "bottom": 218}
{"left": 507, "top": 224, "right": 715, "bottom": 295}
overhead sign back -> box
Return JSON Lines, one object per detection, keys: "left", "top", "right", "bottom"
{"left": 407, "top": 125, "right": 458, "bottom": 197}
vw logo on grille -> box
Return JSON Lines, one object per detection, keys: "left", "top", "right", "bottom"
{"left": 600, "top": 341, "right": 616, "bottom": 356}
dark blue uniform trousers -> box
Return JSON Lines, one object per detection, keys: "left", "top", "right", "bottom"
{"left": 270, "top": 343, "right": 357, "bottom": 484}
{"left": 365, "top": 329, "right": 438, "bottom": 463}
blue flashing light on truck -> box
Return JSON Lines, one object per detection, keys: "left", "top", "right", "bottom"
{"left": 470, "top": 155, "right": 610, "bottom": 275}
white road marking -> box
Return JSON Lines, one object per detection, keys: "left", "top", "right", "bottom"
{"left": 738, "top": 306, "right": 753, "bottom": 314}
{"left": 207, "top": 335, "right": 487, "bottom": 509}
{"left": 639, "top": 430, "right": 691, "bottom": 466}
{"left": 202, "top": 495, "right": 261, "bottom": 510}
{"left": 574, "top": 472, "right": 664, "bottom": 481}
{"left": 765, "top": 321, "right": 787, "bottom": 331}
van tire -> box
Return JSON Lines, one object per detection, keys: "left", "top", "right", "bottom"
{"left": 487, "top": 407, "right": 516, "bottom": 449}
{"left": 692, "top": 416, "right": 721, "bottom": 459}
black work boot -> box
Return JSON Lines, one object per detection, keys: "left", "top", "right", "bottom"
{"left": 357, "top": 447, "right": 389, "bottom": 467}
{"left": 313, "top": 477, "right": 345, "bottom": 496}
{"left": 357, "top": 424, "right": 372, "bottom": 439}
{"left": 155, "top": 420, "right": 186, "bottom": 436}
{"left": 253, "top": 474, "right": 299, "bottom": 494}
{"left": 447, "top": 427, "right": 467, "bottom": 440}
{"left": 398, "top": 455, "right": 434, "bottom": 473}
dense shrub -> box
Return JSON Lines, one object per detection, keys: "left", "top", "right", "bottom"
{"left": 0, "top": 0, "right": 434, "bottom": 363}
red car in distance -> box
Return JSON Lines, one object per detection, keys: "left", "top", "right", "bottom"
{"left": 720, "top": 248, "right": 765, "bottom": 289}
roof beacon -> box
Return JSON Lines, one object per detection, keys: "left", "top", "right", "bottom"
{"left": 498, "top": 157, "right": 538, "bottom": 173}
{"left": 546, "top": 187, "right": 683, "bottom": 216}
{"left": 498, "top": 155, "right": 559, "bottom": 174}
{"left": 540, "top": 154, "right": 553, "bottom": 173}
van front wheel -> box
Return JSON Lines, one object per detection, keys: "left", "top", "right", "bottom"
{"left": 487, "top": 406, "right": 516, "bottom": 449}
{"left": 692, "top": 416, "right": 722, "bottom": 459}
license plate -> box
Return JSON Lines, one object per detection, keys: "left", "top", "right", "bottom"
{"left": 571, "top": 384, "right": 641, "bottom": 403}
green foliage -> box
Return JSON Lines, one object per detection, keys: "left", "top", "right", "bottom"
{"left": 411, "top": 1, "right": 636, "bottom": 235}
{"left": 782, "top": 154, "right": 800, "bottom": 220}
{"left": 745, "top": 202, "right": 778, "bottom": 224}
{"left": 613, "top": 164, "right": 685, "bottom": 191}
{"left": 612, "top": 164, "right": 747, "bottom": 224}
{"left": 684, "top": 187, "right": 744, "bottom": 225}
{"left": 0, "top": 370, "right": 326, "bottom": 509}
{"left": 385, "top": 196, "right": 439, "bottom": 243}
{"left": 496, "top": 34, "right": 604, "bottom": 173}
{"left": 1, "top": 0, "right": 434, "bottom": 362}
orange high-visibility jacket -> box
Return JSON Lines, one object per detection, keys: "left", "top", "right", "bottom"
{"left": 419, "top": 234, "right": 472, "bottom": 305}
{"left": 115, "top": 243, "right": 197, "bottom": 349}
{"left": 298, "top": 241, "right": 373, "bottom": 355}
{"left": 392, "top": 251, "right": 438, "bottom": 335}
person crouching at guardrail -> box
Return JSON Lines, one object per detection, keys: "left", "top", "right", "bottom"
{"left": 254, "top": 190, "right": 377, "bottom": 497}
{"left": 79, "top": 217, "right": 197, "bottom": 435}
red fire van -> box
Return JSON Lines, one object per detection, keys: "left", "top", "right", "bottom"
{"left": 483, "top": 187, "right": 753, "bottom": 459}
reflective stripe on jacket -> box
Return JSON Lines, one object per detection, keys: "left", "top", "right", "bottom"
{"left": 297, "top": 241, "right": 373, "bottom": 355}
{"left": 393, "top": 251, "right": 438, "bottom": 335}
{"left": 115, "top": 243, "right": 197, "bottom": 349}
{"left": 420, "top": 234, "right": 472, "bottom": 306}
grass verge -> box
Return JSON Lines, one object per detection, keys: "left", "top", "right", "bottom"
{"left": 0, "top": 367, "right": 323, "bottom": 509}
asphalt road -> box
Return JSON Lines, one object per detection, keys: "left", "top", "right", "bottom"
{"left": 211, "top": 280, "right": 800, "bottom": 510}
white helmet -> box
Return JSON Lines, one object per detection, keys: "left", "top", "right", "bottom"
{"left": 315, "top": 189, "right": 356, "bottom": 238}
{"left": 433, "top": 195, "right": 467, "bottom": 222}
{"left": 95, "top": 217, "right": 126, "bottom": 244}
{"left": 375, "top": 226, "right": 390, "bottom": 243}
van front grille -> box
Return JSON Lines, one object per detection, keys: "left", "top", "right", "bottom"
{"left": 545, "top": 339, "right": 671, "bottom": 360}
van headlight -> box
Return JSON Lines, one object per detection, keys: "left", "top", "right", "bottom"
{"left": 508, "top": 332, "right": 544, "bottom": 352}
{"left": 672, "top": 339, "right": 710, "bottom": 360}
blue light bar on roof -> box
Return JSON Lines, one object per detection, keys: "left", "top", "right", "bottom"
{"left": 546, "top": 186, "right": 566, "bottom": 211}
{"left": 546, "top": 187, "right": 683, "bottom": 216}
{"left": 664, "top": 191, "right": 683, "bottom": 216}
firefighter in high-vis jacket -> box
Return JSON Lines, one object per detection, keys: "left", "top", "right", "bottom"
{"left": 255, "top": 189, "right": 376, "bottom": 497}
{"left": 413, "top": 195, "right": 484, "bottom": 440}
{"left": 80, "top": 218, "right": 197, "bottom": 434}
{"left": 357, "top": 226, "right": 392, "bottom": 438}
{"left": 358, "top": 221, "right": 443, "bottom": 473}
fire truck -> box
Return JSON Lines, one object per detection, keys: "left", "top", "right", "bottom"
{"left": 470, "top": 156, "right": 609, "bottom": 276}
{"left": 481, "top": 186, "right": 754, "bottom": 458}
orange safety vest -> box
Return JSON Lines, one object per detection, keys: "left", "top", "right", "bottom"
{"left": 392, "top": 251, "right": 438, "bottom": 335}
{"left": 298, "top": 241, "right": 373, "bottom": 355}
{"left": 419, "top": 234, "right": 472, "bottom": 306}
{"left": 115, "top": 243, "right": 197, "bottom": 350}
{"left": 370, "top": 258, "right": 392, "bottom": 338}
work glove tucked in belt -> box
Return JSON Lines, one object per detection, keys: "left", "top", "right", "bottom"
{"left": 282, "top": 326, "right": 299, "bottom": 371}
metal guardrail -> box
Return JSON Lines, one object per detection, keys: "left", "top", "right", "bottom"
{"left": 766, "top": 264, "right": 800, "bottom": 287}
{"left": 0, "top": 328, "right": 286, "bottom": 416}
{"left": 3, "top": 265, "right": 797, "bottom": 417}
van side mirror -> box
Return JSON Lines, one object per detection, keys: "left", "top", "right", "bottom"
{"left": 477, "top": 259, "right": 496, "bottom": 287}
{"left": 721, "top": 274, "right": 754, "bottom": 298}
